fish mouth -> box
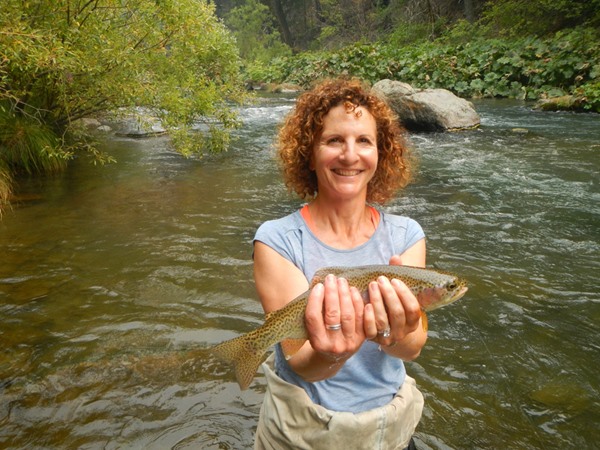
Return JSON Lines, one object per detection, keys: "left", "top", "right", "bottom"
{"left": 447, "top": 285, "right": 468, "bottom": 303}
{"left": 421, "top": 285, "right": 468, "bottom": 311}
{"left": 455, "top": 286, "right": 468, "bottom": 301}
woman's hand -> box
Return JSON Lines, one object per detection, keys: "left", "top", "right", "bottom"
{"left": 363, "top": 276, "right": 422, "bottom": 347}
{"left": 305, "top": 274, "right": 367, "bottom": 364}
{"left": 362, "top": 248, "right": 428, "bottom": 360}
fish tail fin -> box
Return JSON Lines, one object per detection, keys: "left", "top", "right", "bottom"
{"left": 211, "top": 333, "right": 266, "bottom": 390}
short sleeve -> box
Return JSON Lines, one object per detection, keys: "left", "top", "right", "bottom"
{"left": 382, "top": 213, "right": 425, "bottom": 255}
{"left": 404, "top": 217, "right": 425, "bottom": 251}
{"left": 252, "top": 212, "right": 305, "bottom": 269}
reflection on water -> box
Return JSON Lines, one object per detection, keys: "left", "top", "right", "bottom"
{"left": 1, "top": 96, "right": 599, "bottom": 449}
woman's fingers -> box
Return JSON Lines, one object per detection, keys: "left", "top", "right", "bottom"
{"left": 306, "top": 274, "right": 366, "bottom": 357}
{"left": 389, "top": 254, "right": 403, "bottom": 266}
{"left": 323, "top": 274, "right": 342, "bottom": 331}
{"left": 337, "top": 278, "right": 356, "bottom": 334}
{"left": 350, "top": 286, "right": 365, "bottom": 332}
{"left": 308, "top": 273, "right": 423, "bottom": 351}
{"left": 305, "top": 281, "right": 326, "bottom": 336}
{"left": 391, "top": 279, "right": 421, "bottom": 330}
{"left": 369, "top": 277, "right": 391, "bottom": 336}
{"left": 363, "top": 303, "right": 378, "bottom": 339}
{"left": 366, "top": 276, "right": 421, "bottom": 345}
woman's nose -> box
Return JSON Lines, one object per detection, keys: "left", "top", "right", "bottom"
{"left": 340, "top": 140, "right": 359, "bottom": 163}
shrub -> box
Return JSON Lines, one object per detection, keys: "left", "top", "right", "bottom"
{"left": 263, "top": 27, "right": 599, "bottom": 108}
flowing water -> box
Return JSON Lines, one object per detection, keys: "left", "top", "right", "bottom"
{"left": 1, "top": 96, "right": 599, "bottom": 449}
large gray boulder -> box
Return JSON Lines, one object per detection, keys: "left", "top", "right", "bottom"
{"left": 373, "top": 79, "right": 480, "bottom": 132}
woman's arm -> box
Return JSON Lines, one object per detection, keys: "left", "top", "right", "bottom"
{"left": 253, "top": 241, "right": 308, "bottom": 315}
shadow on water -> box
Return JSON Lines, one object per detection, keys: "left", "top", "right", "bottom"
{"left": 1, "top": 96, "right": 599, "bottom": 448}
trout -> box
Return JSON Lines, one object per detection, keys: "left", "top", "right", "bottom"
{"left": 212, "top": 265, "right": 468, "bottom": 390}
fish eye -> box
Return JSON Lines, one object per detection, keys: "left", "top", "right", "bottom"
{"left": 448, "top": 282, "right": 457, "bottom": 290}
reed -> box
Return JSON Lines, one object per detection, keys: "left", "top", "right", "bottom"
{"left": 0, "top": 107, "right": 69, "bottom": 213}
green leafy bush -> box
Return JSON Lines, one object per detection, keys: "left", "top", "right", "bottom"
{"left": 261, "top": 27, "right": 599, "bottom": 110}
{"left": 575, "top": 82, "right": 600, "bottom": 112}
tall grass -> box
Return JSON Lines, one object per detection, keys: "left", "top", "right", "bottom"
{"left": 0, "top": 106, "right": 70, "bottom": 213}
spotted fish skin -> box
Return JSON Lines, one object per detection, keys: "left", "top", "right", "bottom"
{"left": 212, "top": 265, "right": 468, "bottom": 390}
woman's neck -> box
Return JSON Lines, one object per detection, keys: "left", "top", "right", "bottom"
{"left": 307, "top": 197, "right": 377, "bottom": 249}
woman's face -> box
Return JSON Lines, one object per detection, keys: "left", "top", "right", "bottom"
{"left": 311, "top": 104, "right": 378, "bottom": 202}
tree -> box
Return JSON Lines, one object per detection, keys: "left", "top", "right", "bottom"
{"left": 0, "top": 0, "right": 247, "bottom": 211}
{"left": 269, "top": 0, "right": 294, "bottom": 48}
{"left": 463, "top": 0, "right": 476, "bottom": 22}
{"left": 225, "top": 0, "right": 291, "bottom": 62}
{"left": 478, "top": 0, "right": 600, "bottom": 37}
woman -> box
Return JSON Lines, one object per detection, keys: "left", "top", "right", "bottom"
{"left": 253, "top": 78, "right": 427, "bottom": 449}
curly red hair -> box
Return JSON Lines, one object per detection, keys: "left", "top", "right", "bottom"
{"left": 278, "top": 78, "right": 413, "bottom": 205}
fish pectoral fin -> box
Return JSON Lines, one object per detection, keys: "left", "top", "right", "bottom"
{"left": 421, "top": 310, "right": 428, "bottom": 332}
{"left": 281, "top": 338, "right": 307, "bottom": 360}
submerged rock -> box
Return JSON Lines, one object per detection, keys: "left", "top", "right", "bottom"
{"left": 535, "top": 95, "right": 586, "bottom": 112}
{"left": 96, "top": 107, "right": 167, "bottom": 138}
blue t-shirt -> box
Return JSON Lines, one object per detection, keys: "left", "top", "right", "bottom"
{"left": 254, "top": 209, "right": 425, "bottom": 413}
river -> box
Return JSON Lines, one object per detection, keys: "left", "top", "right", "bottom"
{"left": 1, "top": 96, "right": 599, "bottom": 449}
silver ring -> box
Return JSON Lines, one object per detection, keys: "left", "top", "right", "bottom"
{"left": 378, "top": 327, "right": 391, "bottom": 338}
{"left": 326, "top": 323, "right": 342, "bottom": 331}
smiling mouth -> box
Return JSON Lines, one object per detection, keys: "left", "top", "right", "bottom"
{"left": 333, "top": 169, "right": 362, "bottom": 176}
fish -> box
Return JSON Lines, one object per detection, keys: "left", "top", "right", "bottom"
{"left": 212, "top": 264, "right": 468, "bottom": 390}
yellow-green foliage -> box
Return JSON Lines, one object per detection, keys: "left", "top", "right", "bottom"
{"left": 0, "top": 0, "right": 248, "bottom": 210}
{"left": 0, "top": 1, "right": 246, "bottom": 165}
